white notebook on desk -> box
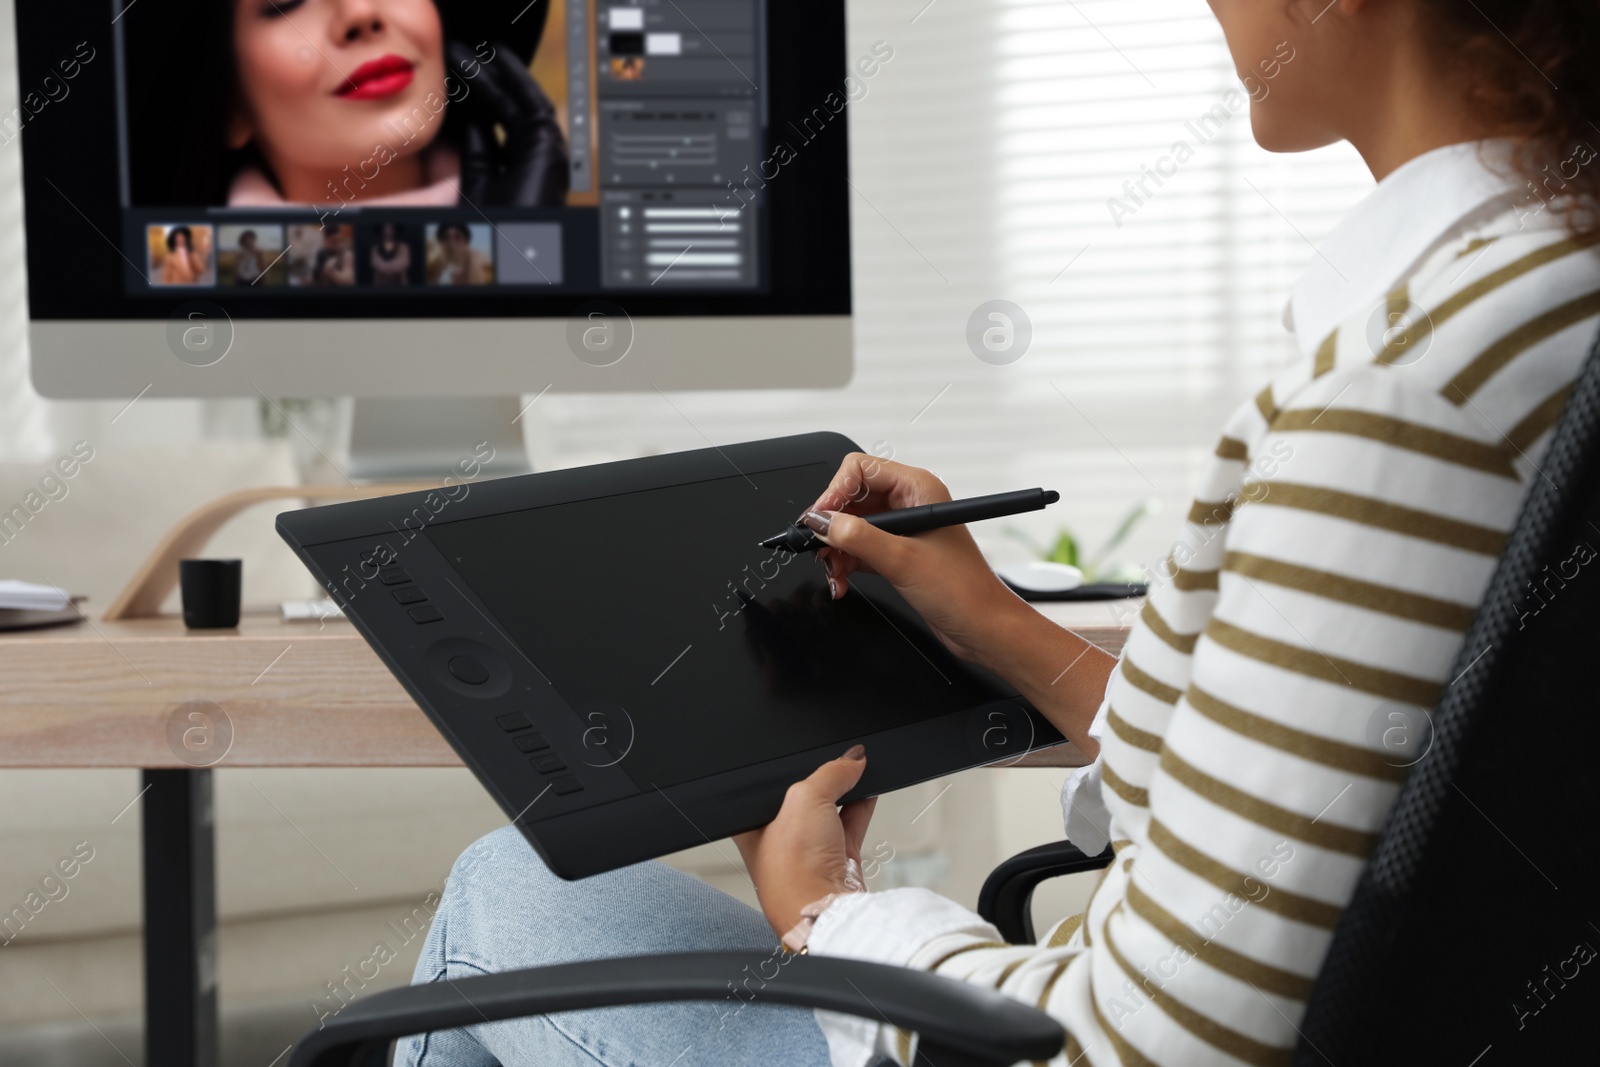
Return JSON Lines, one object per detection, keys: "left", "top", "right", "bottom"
{"left": 0, "top": 580, "right": 72, "bottom": 612}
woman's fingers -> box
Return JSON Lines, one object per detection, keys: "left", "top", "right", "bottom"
{"left": 807, "top": 453, "right": 950, "bottom": 517}
{"left": 817, "top": 545, "right": 875, "bottom": 588}
{"left": 840, "top": 796, "right": 876, "bottom": 863}
{"left": 465, "top": 42, "right": 526, "bottom": 126}
{"left": 813, "top": 453, "right": 894, "bottom": 512}
{"left": 802, "top": 455, "right": 951, "bottom": 594}
{"left": 795, "top": 745, "right": 868, "bottom": 805}
{"left": 804, "top": 511, "right": 916, "bottom": 588}
{"left": 485, "top": 41, "right": 555, "bottom": 115}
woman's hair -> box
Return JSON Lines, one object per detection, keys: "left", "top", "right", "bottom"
{"left": 165, "top": 225, "right": 193, "bottom": 252}
{"left": 238, "top": 228, "right": 257, "bottom": 245}
{"left": 1422, "top": 0, "right": 1600, "bottom": 231}
{"left": 437, "top": 222, "right": 470, "bottom": 242}
{"left": 125, "top": 0, "right": 246, "bottom": 205}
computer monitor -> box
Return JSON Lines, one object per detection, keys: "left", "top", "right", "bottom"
{"left": 16, "top": 0, "right": 853, "bottom": 407}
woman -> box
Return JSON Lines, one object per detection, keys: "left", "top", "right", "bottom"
{"left": 159, "top": 226, "right": 209, "bottom": 285}
{"left": 311, "top": 227, "right": 355, "bottom": 286}
{"left": 430, "top": 222, "right": 490, "bottom": 285}
{"left": 399, "top": 1, "right": 1600, "bottom": 1064}
{"left": 371, "top": 223, "right": 412, "bottom": 285}
{"left": 125, "top": 0, "right": 568, "bottom": 209}
{"left": 232, "top": 228, "right": 265, "bottom": 284}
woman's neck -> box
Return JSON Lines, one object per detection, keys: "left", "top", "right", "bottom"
{"left": 1339, "top": 36, "right": 1506, "bottom": 182}
{"left": 265, "top": 149, "right": 428, "bottom": 205}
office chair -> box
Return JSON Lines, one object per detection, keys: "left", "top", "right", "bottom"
{"left": 1287, "top": 329, "right": 1600, "bottom": 1061}
{"left": 291, "top": 330, "right": 1600, "bottom": 1067}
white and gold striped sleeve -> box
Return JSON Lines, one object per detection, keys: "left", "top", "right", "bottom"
{"left": 806, "top": 360, "right": 1538, "bottom": 1067}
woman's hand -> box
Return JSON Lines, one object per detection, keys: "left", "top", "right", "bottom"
{"left": 802, "top": 452, "right": 1116, "bottom": 764}
{"left": 803, "top": 453, "right": 1026, "bottom": 663}
{"left": 449, "top": 40, "right": 570, "bottom": 208}
{"left": 734, "top": 746, "right": 876, "bottom": 938}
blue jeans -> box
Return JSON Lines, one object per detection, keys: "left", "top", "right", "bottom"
{"left": 395, "top": 825, "right": 835, "bottom": 1066}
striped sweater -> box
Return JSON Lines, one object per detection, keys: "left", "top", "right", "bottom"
{"left": 807, "top": 192, "right": 1600, "bottom": 1064}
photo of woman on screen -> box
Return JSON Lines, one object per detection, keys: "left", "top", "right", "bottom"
{"left": 426, "top": 222, "right": 492, "bottom": 285}
{"left": 218, "top": 224, "right": 286, "bottom": 286}
{"left": 123, "top": 0, "right": 569, "bottom": 210}
{"left": 287, "top": 224, "right": 356, "bottom": 287}
{"left": 147, "top": 224, "right": 215, "bottom": 286}
{"left": 232, "top": 229, "right": 265, "bottom": 284}
{"left": 369, "top": 223, "right": 413, "bottom": 285}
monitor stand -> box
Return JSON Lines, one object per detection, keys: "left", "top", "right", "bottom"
{"left": 346, "top": 396, "right": 532, "bottom": 481}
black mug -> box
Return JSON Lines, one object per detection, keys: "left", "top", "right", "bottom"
{"left": 179, "top": 559, "right": 242, "bottom": 629}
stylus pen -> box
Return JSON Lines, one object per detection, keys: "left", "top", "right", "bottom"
{"left": 758, "top": 488, "right": 1061, "bottom": 553}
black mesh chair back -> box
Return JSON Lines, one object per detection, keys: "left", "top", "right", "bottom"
{"left": 1294, "top": 329, "right": 1600, "bottom": 1063}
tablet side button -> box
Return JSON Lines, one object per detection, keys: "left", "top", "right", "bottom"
{"left": 549, "top": 774, "right": 583, "bottom": 796}
{"left": 496, "top": 713, "right": 532, "bottom": 732}
{"left": 408, "top": 606, "right": 444, "bottom": 624}
{"left": 514, "top": 732, "right": 550, "bottom": 752}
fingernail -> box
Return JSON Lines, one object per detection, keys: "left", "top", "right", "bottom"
{"left": 827, "top": 577, "right": 839, "bottom": 599}
{"left": 819, "top": 554, "right": 833, "bottom": 578}
{"left": 802, "top": 510, "right": 833, "bottom": 537}
{"left": 842, "top": 744, "right": 865, "bottom": 761}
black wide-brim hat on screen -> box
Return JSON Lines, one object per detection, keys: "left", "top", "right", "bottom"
{"left": 437, "top": 0, "right": 549, "bottom": 65}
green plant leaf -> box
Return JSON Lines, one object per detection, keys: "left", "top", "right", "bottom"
{"left": 1048, "top": 531, "right": 1079, "bottom": 568}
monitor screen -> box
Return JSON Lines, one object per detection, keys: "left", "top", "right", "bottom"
{"left": 424, "top": 463, "right": 1019, "bottom": 789}
{"left": 14, "top": 0, "right": 852, "bottom": 321}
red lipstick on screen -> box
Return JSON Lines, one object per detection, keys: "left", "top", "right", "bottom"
{"left": 335, "top": 55, "right": 414, "bottom": 100}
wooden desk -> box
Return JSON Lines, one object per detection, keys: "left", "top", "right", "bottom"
{"left": 0, "top": 600, "right": 1135, "bottom": 769}
{"left": 0, "top": 611, "right": 453, "bottom": 768}
{"left": 0, "top": 597, "right": 1133, "bottom": 1067}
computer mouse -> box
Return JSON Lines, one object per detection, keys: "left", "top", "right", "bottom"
{"left": 995, "top": 560, "right": 1084, "bottom": 593}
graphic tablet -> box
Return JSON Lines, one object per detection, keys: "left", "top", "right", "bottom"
{"left": 277, "top": 433, "right": 1064, "bottom": 878}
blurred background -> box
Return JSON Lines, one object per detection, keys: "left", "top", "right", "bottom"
{"left": 0, "top": 0, "right": 1373, "bottom": 1062}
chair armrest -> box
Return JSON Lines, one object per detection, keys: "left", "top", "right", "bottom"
{"left": 978, "top": 840, "right": 1116, "bottom": 943}
{"left": 289, "top": 950, "right": 1064, "bottom": 1067}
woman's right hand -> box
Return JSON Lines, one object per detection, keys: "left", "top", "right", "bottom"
{"left": 802, "top": 453, "right": 1026, "bottom": 664}
{"left": 449, "top": 40, "right": 570, "bottom": 208}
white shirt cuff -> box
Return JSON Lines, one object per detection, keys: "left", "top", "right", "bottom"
{"left": 1059, "top": 757, "right": 1111, "bottom": 856}
{"left": 806, "top": 888, "right": 1002, "bottom": 1067}
{"left": 1058, "top": 695, "right": 1113, "bottom": 854}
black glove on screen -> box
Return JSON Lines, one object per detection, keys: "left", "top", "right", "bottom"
{"left": 450, "top": 39, "right": 571, "bottom": 207}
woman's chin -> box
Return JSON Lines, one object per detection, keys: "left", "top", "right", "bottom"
{"left": 329, "top": 83, "right": 449, "bottom": 150}
{"left": 306, "top": 117, "right": 441, "bottom": 171}
{"left": 1248, "top": 109, "right": 1339, "bottom": 154}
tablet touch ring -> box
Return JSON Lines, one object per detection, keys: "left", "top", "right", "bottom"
{"left": 426, "top": 638, "right": 514, "bottom": 699}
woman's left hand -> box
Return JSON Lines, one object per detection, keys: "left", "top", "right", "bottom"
{"left": 449, "top": 39, "right": 570, "bottom": 207}
{"left": 734, "top": 746, "right": 876, "bottom": 938}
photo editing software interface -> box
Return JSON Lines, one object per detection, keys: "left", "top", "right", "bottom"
{"left": 117, "top": 0, "right": 767, "bottom": 295}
